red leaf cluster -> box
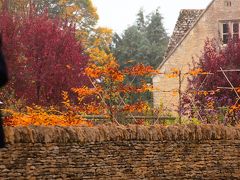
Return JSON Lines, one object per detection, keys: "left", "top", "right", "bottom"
{"left": 184, "top": 38, "right": 240, "bottom": 123}
{"left": 0, "top": 10, "right": 90, "bottom": 106}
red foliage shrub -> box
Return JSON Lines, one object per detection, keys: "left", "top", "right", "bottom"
{"left": 184, "top": 39, "right": 240, "bottom": 124}
{"left": 0, "top": 10, "right": 90, "bottom": 106}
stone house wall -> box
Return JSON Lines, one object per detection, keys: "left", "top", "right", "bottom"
{"left": 153, "top": 0, "right": 240, "bottom": 112}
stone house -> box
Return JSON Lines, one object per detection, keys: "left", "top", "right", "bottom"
{"left": 152, "top": 0, "right": 240, "bottom": 113}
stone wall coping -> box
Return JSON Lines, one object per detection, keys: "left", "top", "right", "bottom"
{"left": 4, "top": 124, "right": 240, "bottom": 144}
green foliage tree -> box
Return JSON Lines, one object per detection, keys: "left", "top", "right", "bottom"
{"left": 136, "top": 8, "right": 145, "bottom": 31}
{"left": 112, "top": 8, "right": 169, "bottom": 69}
{"left": 112, "top": 26, "right": 149, "bottom": 67}
{"left": 111, "top": 8, "right": 168, "bottom": 105}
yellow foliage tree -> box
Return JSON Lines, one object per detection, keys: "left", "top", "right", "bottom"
{"left": 0, "top": 0, "right": 112, "bottom": 49}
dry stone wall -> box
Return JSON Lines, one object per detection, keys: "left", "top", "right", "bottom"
{"left": 0, "top": 124, "right": 240, "bottom": 179}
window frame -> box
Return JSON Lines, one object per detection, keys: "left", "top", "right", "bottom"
{"left": 224, "top": 1, "right": 232, "bottom": 7}
{"left": 219, "top": 20, "right": 240, "bottom": 44}
{"left": 233, "top": 22, "right": 239, "bottom": 41}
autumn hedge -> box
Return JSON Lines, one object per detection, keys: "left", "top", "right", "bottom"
{"left": 4, "top": 124, "right": 240, "bottom": 144}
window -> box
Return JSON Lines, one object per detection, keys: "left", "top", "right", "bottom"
{"left": 220, "top": 21, "right": 240, "bottom": 44}
{"left": 233, "top": 23, "right": 239, "bottom": 41}
{"left": 224, "top": 1, "right": 232, "bottom": 7}
{"left": 222, "top": 23, "right": 229, "bottom": 44}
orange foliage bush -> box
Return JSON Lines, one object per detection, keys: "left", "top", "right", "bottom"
{"left": 72, "top": 47, "right": 159, "bottom": 122}
{"left": 3, "top": 105, "right": 92, "bottom": 127}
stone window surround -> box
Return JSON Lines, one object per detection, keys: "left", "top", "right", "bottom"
{"left": 219, "top": 19, "right": 240, "bottom": 44}
{"left": 224, "top": 1, "right": 232, "bottom": 7}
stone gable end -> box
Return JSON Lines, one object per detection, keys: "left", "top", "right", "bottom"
{"left": 153, "top": 0, "right": 240, "bottom": 112}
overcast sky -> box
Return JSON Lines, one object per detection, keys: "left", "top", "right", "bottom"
{"left": 92, "top": 0, "right": 212, "bottom": 35}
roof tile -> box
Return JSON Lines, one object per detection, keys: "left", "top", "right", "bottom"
{"left": 164, "top": 9, "right": 204, "bottom": 58}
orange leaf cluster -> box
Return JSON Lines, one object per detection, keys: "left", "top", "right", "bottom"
{"left": 85, "top": 64, "right": 103, "bottom": 78}
{"left": 3, "top": 107, "right": 93, "bottom": 127}
{"left": 207, "top": 101, "right": 215, "bottom": 109}
{"left": 80, "top": 103, "right": 106, "bottom": 115}
{"left": 123, "top": 64, "right": 158, "bottom": 76}
{"left": 123, "top": 101, "right": 149, "bottom": 113}
{"left": 104, "top": 61, "right": 124, "bottom": 82}
{"left": 85, "top": 60, "right": 124, "bottom": 82}
{"left": 72, "top": 87, "right": 101, "bottom": 97}
{"left": 193, "top": 90, "right": 219, "bottom": 96}
{"left": 229, "top": 104, "right": 240, "bottom": 113}
{"left": 235, "top": 87, "right": 240, "bottom": 93}
{"left": 117, "top": 84, "right": 153, "bottom": 94}
{"left": 188, "top": 68, "right": 203, "bottom": 76}
{"left": 165, "top": 68, "right": 180, "bottom": 78}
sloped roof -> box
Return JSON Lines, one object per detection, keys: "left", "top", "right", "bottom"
{"left": 164, "top": 9, "right": 204, "bottom": 58}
